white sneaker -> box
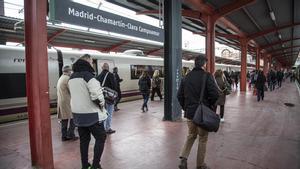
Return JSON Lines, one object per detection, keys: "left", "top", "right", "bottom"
{"left": 220, "top": 118, "right": 225, "bottom": 122}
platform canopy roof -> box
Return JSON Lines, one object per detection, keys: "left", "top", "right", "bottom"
{"left": 109, "top": 0, "right": 300, "bottom": 67}
{"left": 0, "top": 15, "right": 256, "bottom": 67}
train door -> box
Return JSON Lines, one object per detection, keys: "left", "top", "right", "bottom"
{"left": 97, "top": 59, "right": 115, "bottom": 74}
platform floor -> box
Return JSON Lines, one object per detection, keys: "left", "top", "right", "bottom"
{"left": 0, "top": 81, "right": 300, "bottom": 169}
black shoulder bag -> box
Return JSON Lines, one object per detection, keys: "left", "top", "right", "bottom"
{"left": 102, "top": 72, "right": 118, "bottom": 103}
{"left": 192, "top": 73, "right": 220, "bottom": 132}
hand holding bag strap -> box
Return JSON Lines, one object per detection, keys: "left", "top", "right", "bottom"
{"left": 102, "top": 72, "right": 109, "bottom": 87}
{"left": 199, "top": 73, "right": 208, "bottom": 103}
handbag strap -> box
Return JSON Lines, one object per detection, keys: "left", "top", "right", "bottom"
{"left": 199, "top": 73, "right": 208, "bottom": 103}
{"left": 102, "top": 72, "right": 109, "bottom": 87}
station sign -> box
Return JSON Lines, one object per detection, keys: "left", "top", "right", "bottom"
{"left": 49, "top": 0, "right": 164, "bottom": 42}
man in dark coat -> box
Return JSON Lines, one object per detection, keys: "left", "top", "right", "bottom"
{"left": 177, "top": 55, "right": 219, "bottom": 169}
{"left": 113, "top": 67, "right": 123, "bottom": 111}
{"left": 96, "top": 63, "right": 118, "bottom": 134}
{"left": 255, "top": 70, "right": 266, "bottom": 102}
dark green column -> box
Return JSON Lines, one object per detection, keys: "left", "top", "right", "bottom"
{"left": 0, "top": 0, "right": 3, "bottom": 16}
{"left": 163, "top": 0, "right": 182, "bottom": 121}
{"left": 0, "top": 0, "right": 5, "bottom": 44}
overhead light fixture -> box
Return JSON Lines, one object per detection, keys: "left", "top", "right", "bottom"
{"left": 270, "top": 11, "right": 276, "bottom": 21}
{"left": 278, "top": 34, "right": 282, "bottom": 39}
{"left": 282, "top": 44, "right": 285, "bottom": 47}
{"left": 84, "top": 39, "right": 96, "bottom": 43}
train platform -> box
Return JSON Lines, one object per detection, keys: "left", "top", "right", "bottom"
{"left": 0, "top": 81, "right": 299, "bottom": 169}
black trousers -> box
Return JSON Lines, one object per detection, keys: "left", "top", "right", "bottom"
{"left": 257, "top": 88, "right": 264, "bottom": 101}
{"left": 78, "top": 122, "right": 106, "bottom": 169}
{"left": 115, "top": 87, "right": 122, "bottom": 108}
{"left": 218, "top": 105, "right": 225, "bottom": 118}
{"left": 61, "top": 119, "right": 75, "bottom": 139}
{"left": 151, "top": 87, "right": 162, "bottom": 100}
{"left": 278, "top": 80, "right": 282, "bottom": 87}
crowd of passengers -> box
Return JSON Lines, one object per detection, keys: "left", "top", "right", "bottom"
{"left": 55, "top": 53, "right": 295, "bottom": 169}
{"left": 55, "top": 54, "right": 165, "bottom": 169}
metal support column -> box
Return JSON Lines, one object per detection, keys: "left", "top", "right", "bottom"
{"left": 240, "top": 39, "right": 248, "bottom": 92}
{"left": 256, "top": 48, "right": 260, "bottom": 70}
{"left": 24, "top": 0, "right": 54, "bottom": 168}
{"left": 163, "top": 0, "right": 182, "bottom": 121}
{"left": 0, "top": 0, "right": 5, "bottom": 45}
{"left": 206, "top": 16, "right": 216, "bottom": 73}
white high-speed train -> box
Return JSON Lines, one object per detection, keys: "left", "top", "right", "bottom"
{"left": 0, "top": 45, "right": 249, "bottom": 123}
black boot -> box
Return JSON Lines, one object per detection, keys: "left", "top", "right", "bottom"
{"left": 141, "top": 106, "right": 145, "bottom": 112}
{"left": 145, "top": 105, "right": 148, "bottom": 111}
{"left": 178, "top": 157, "right": 187, "bottom": 169}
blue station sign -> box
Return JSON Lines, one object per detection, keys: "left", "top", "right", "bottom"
{"left": 49, "top": 0, "right": 164, "bottom": 42}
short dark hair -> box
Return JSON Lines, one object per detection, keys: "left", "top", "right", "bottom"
{"left": 80, "top": 54, "right": 91, "bottom": 60}
{"left": 194, "top": 55, "right": 207, "bottom": 68}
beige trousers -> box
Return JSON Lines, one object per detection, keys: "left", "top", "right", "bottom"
{"left": 180, "top": 120, "right": 209, "bottom": 167}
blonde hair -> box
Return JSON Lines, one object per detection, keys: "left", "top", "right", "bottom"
{"left": 214, "top": 69, "right": 223, "bottom": 78}
{"left": 153, "top": 70, "right": 160, "bottom": 78}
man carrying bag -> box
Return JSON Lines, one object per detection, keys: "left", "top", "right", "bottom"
{"left": 96, "top": 63, "right": 118, "bottom": 134}
{"left": 177, "top": 55, "right": 219, "bottom": 169}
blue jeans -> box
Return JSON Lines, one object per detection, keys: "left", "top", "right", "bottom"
{"left": 104, "top": 103, "right": 114, "bottom": 130}
{"left": 142, "top": 94, "right": 149, "bottom": 109}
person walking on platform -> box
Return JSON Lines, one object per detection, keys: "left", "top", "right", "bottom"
{"left": 151, "top": 70, "right": 163, "bottom": 101}
{"left": 214, "top": 69, "right": 227, "bottom": 122}
{"left": 97, "top": 63, "right": 118, "bottom": 134}
{"left": 270, "top": 69, "right": 276, "bottom": 91}
{"left": 68, "top": 54, "right": 107, "bottom": 169}
{"left": 177, "top": 55, "right": 219, "bottom": 169}
{"left": 277, "top": 70, "right": 284, "bottom": 88}
{"left": 113, "top": 67, "right": 123, "bottom": 111}
{"left": 267, "top": 71, "right": 272, "bottom": 91}
{"left": 57, "top": 65, "right": 78, "bottom": 141}
{"left": 223, "top": 70, "right": 232, "bottom": 89}
{"left": 255, "top": 70, "right": 266, "bottom": 102}
{"left": 138, "top": 70, "right": 151, "bottom": 112}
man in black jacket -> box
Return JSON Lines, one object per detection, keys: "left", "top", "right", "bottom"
{"left": 177, "top": 55, "right": 219, "bottom": 169}
{"left": 113, "top": 67, "right": 123, "bottom": 111}
{"left": 96, "top": 63, "right": 118, "bottom": 134}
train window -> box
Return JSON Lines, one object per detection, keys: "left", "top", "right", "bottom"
{"left": 130, "top": 65, "right": 164, "bottom": 79}
{"left": 0, "top": 73, "right": 26, "bottom": 99}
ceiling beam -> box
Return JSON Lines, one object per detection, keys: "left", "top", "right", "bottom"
{"left": 47, "top": 29, "right": 67, "bottom": 43}
{"left": 214, "top": 0, "right": 256, "bottom": 18}
{"left": 272, "top": 50, "right": 299, "bottom": 57}
{"left": 216, "top": 32, "right": 241, "bottom": 40}
{"left": 248, "top": 22, "right": 300, "bottom": 39}
{"left": 102, "top": 40, "right": 131, "bottom": 52}
{"left": 269, "top": 45, "right": 300, "bottom": 54}
{"left": 261, "top": 37, "right": 300, "bottom": 49}
{"left": 184, "top": 0, "right": 214, "bottom": 15}
{"left": 184, "top": 0, "right": 248, "bottom": 38}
